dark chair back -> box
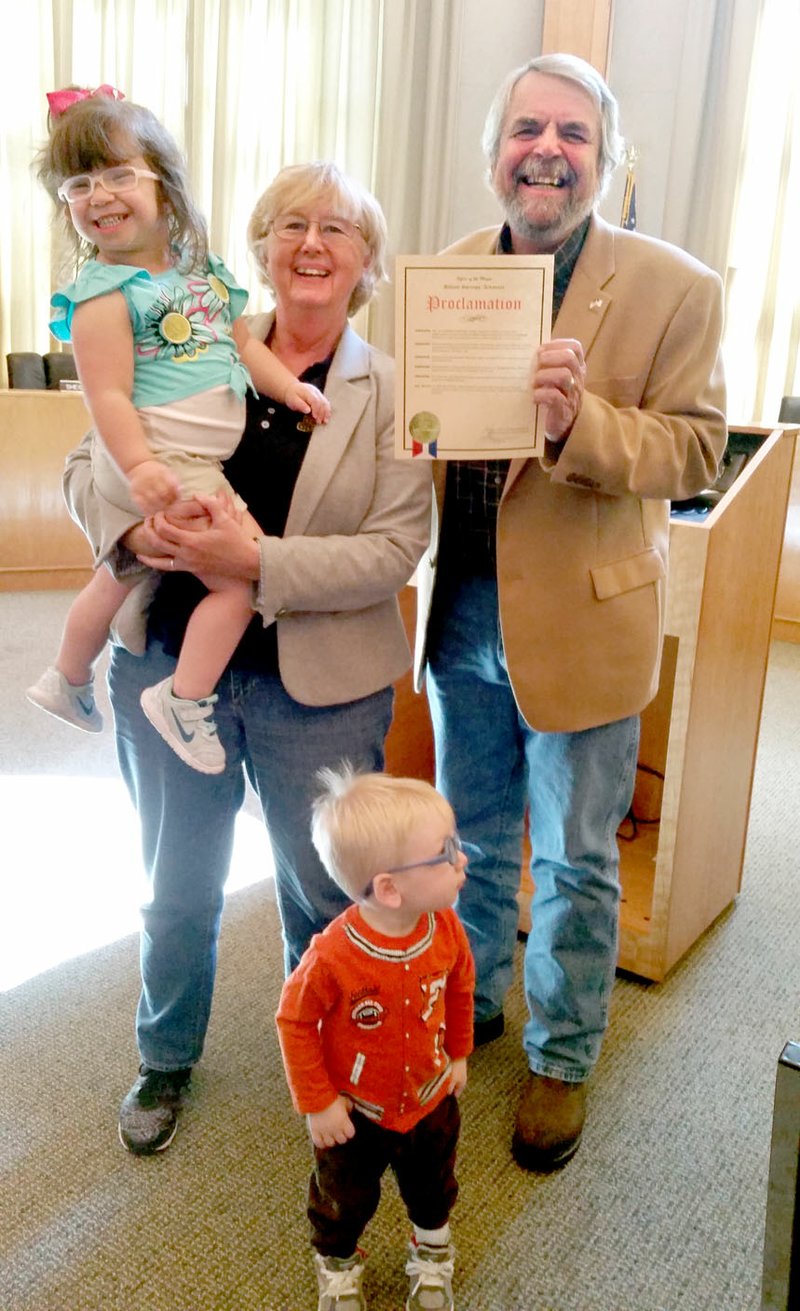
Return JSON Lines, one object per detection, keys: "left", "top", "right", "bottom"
{"left": 778, "top": 396, "right": 800, "bottom": 424}
{"left": 6, "top": 352, "right": 47, "bottom": 389}
{"left": 6, "top": 350, "right": 78, "bottom": 389}
{"left": 43, "top": 352, "right": 79, "bottom": 388}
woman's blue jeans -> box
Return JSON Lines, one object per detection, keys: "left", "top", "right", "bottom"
{"left": 426, "top": 576, "right": 639, "bottom": 1082}
{"left": 108, "top": 641, "right": 393, "bottom": 1072}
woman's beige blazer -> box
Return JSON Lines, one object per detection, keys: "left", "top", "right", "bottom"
{"left": 63, "top": 319, "right": 432, "bottom": 709}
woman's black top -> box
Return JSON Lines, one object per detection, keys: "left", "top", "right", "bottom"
{"left": 147, "top": 356, "right": 331, "bottom": 675}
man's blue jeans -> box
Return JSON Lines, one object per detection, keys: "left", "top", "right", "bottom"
{"left": 426, "top": 575, "right": 639, "bottom": 1082}
{"left": 109, "top": 640, "right": 393, "bottom": 1072}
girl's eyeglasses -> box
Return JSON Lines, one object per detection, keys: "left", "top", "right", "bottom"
{"left": 58, "top": 165, "right": 161, "bottom": 204}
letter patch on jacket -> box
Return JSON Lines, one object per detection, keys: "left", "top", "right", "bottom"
{"left": 419, "top": 971, "right": 448, "bottom": 1022}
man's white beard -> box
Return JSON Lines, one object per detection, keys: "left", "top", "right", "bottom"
{"left": 503, "top": 186, "right": 596, "bottom": 249}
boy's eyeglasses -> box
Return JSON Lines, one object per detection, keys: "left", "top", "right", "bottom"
{"left": 386, "top": 832, "right": 464, "bottom": 874}
{"left": 361, "top": 832, "right": 464, "bottom": 899}
{"left": 268, "top": 214, "right": 363, "bottom": 246}
{"left": 57, "top": 165, "right": 161, "bottom": 203}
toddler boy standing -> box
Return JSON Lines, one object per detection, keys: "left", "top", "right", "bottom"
{"left": 276, "top": 767, "right": 475, "bottom": 1311}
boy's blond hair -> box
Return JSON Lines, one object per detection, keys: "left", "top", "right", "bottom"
{"left": 311, "top": 765, "right": 454, "bottom": 900}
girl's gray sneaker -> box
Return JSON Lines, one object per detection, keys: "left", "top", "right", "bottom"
{"left": 140, "top": 676, "right": 225, "bottom": 774}
{"left": 26, "top": 665, "right": 103, "bottom": 732}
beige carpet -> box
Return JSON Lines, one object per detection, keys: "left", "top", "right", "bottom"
{"left": 1, "top": 593, "right": 799, "bottom": 1310}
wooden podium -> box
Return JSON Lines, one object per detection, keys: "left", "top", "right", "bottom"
{"left": 610, "top": 425, "right": 795, "bottom": 978}
{"left": 761, "top": 1040, "right": 800, "bottom": 1308}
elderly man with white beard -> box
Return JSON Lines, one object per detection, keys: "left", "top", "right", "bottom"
{"left": 414, "top": 53, "right": 727, "bottom": 1171}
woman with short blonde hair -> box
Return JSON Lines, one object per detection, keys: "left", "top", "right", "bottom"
{"left": 64, "top": 159, "right": 432, "bottom": 1158}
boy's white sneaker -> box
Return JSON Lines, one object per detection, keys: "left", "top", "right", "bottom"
{"left": 140, "top": 676, "right": 225, "bottom": 775}
{"left": 26, "top": 666, "right": 103, "bottom": 733}
{"left": 405, "top": 1240, "right": 455, "bottom": 1311}
{"left": 313, "top": 1251, "right": 367, "bottom": 1311}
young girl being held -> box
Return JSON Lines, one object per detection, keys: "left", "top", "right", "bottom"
{"left": 27, "top": 88, "right": 330, "bottom": 774}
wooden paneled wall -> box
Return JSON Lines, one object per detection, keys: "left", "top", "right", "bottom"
{"left": 0, "top": 391, "right": 93, "bottom": 591}
{"left": 541, "top": 0, "right": 614, "bottom": 73}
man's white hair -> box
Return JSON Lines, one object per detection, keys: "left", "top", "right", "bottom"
{"left": 482, "top": 52, "right": 624, "bottom": 198}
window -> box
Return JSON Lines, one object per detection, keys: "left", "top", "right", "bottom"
{"left": 722, "top": 0, "right": 800, "bottom": 423}
{"left": 0, "top": 0, "right": 383, "bottom": 370}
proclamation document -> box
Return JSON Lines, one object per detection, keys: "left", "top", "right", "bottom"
{"left": 395, "top": 254, "right": 554, "bottom": 460}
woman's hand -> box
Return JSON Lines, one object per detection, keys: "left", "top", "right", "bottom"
{"left": 120, "top": 499, "right": 207, "bottom": 567}
{"left": 119, "top": 517, "right": 172, "bottom": 560}
{"left": 136, "top": 492, "right": 261, "bottom": 581}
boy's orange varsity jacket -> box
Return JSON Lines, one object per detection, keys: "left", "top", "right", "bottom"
{"left": 276, "top": 904, "right": 475, "bottom": 1133}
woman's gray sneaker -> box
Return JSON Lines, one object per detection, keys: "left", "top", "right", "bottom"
{"left": 118, "top": 1064, "right": 192, "bottom": 1155}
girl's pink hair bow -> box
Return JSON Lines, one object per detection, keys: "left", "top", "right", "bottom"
{"left": 46, "top": 85, "right": 125, "bottom": 117}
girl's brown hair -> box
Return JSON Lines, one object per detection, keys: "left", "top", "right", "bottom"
{"left": 37, "top": 94, "right": 208, "bottom": 272}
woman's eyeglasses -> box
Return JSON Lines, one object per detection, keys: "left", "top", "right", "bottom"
{"left": 58, "top": 165, "right": 161, "bottom": 203}
{"left": 268, "top": 214, "right": 363, "bottom": 246}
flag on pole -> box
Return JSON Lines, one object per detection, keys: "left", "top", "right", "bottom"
{"left": 620, "top": 146, "right": 638, "bottom": 231}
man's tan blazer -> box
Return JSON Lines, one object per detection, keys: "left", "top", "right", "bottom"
{"left": 415, "top": 214, "right": 727, "bottom": 733}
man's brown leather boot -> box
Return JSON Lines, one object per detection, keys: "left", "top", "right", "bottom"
{"left": 511, "top": 1072, "right": 587, "bottom": 1172}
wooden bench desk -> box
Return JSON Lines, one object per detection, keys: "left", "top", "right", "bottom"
{"left": 0, "top": 390, "right": 93, "bottom": 591}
